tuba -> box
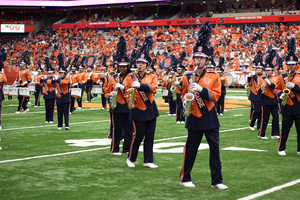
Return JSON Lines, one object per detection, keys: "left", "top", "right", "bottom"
{"left": 127, "top": 71, "right": 137, "bottom": 110}
{"left": 109, "top": 73, "right": 120, "bottom": 109}
{"left": 282, "top": 70, "right": 291, "bottom": 106}
{"left": 183, "top": 66, "right": 197, "bottom": 118}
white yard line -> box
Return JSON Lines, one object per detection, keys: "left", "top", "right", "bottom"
{"left": 237, "top": 179, "right": 300, "bottom": 200}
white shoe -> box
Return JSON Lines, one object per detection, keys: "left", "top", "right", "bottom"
{"left": 249, "top": 126, "right": 255, "bottom": 131}
{"left": 58, "top": 127, "right": 62, "bottom": 130}
{"left": 297, "top": 152, "right": 300, "bottom": 156}
{"left": 77, "top": 107, "right": 82, "bottom": 110}
{"left": 45, "top": 121, "right": 49, "bottom": 123}
{"left": 271, "top": 136, "right": 280, "bottom": 139}
{"left": 70, "top": 112, "right": 72, "bottom": 115}
{"left": 211, "top": 183, "right": 228, "bottom": 190}
{"left": 34, "top": 106, "right": 38, "bottom": 107}
{"left": 278, "top": 151, "right": 286, "bottom": 156}
{"left": 15, "top": 111, "right": 21, "bottom": 114}
{"left": 164, "top": 103, "right": 169, "bottom": 105}
{"left": 220, "top": 113, "right": 223, "bottom": 116}
{"left": 126, "top": 159, "right": 135, "bottom": 168}
{"left": 65, "top": 127, "right": 69, "bottom": 130}
{"left": 181, "top": 121, "right": 185, "bottom": 124}
{"left": 120, "top": 139, "right": 124, "bottom": 143}
{"left": 85, "top": 101, "right": 89, "bottom": 103}
{"left": 176, "top": 121, "right": 180, "bottom": 124}
{"left": 143, "top": 163, "right": 158, "bottom": 168}
{"left": 101, "top": 108, "right": 105, "bottom": 110}
{"left": 49, "top": 121, "right": 54, "bottom": 124}
{"left": 0, "top": 147, "right": 2, "bottom": 150}
{"left": 122, "top": 152, "right": 129, "bottom": 155}
{"left": 27, "top": 102, "right": 31, "bottom": 105}
{"left": 168, "top": 114, "right": 172, "bottom": 116}
{"left": 0, "top": 125, "right": 2, "bottom": 131}
{"left": 172, "top": 114, "right": 176, "bottom": 116}
{"left": 179, "top": 181, "right": 195, "bottom": 188}
{"left": 23, "top": 108, "right": 29, "bottom": 113}
{"left": 258, "top": 136, "right": 268, "bottom": 139}
{"left": 110, "top": 152, "right": 122, "bottom": 156}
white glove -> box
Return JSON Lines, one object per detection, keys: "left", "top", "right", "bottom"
{"left": 132, "top": 81, "right": 141, "bottom": 88}
{"left": 251, "top": 71, "right": 256, "bottom": 76}
{"left": 279, "top": 93, "right": 284, "bottom": 100}
{"left": 174, "top": 81, "right": 180, "bottom": 86}
{"left": 265, "top": 79, "right": 271, "bottom": 86}
{"left": 286, "top": 82, "right": 295, "bottom": 88}
{"left": 248, "top": 73, "right": 252, "bottom": 77}
{"left": 190, "top": 82, "right": 203, "bottom": 93}
{"left": 115, "top": 83, "right": 125, "bottom": 90}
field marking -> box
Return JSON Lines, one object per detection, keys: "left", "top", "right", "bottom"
{"left": 0, "top": 125, "right": 269, "bottom": 164}
{"left": 237, "top": 179, "right": 300, "bottom": 200}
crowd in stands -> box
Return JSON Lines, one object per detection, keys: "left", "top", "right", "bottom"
{"left": 1, "top": 22, "right": 300, "bottom": 77}
{"left": 0, "top": 10, "right": 42, "bottom": 25}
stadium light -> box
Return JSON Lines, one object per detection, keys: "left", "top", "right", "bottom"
{"left": 203, "top": 1, "right": 206, "bottom": 3}
{"left": 220, "top": 0, "right": 222, "bottom": 2}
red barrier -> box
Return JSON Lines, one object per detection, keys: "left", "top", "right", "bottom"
{"left": 53, "top": 14, "right": 300, "bottom": 30}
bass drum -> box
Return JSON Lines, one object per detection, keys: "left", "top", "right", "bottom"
{"left": 223, "top": 71, "right": 238, "bottom": 86}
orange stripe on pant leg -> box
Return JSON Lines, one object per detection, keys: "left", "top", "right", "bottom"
{"left": 128, "top": 120, "right": 136, "bottom": 160}
{"left": 20, "top": 96, "right": 25, "bottom": 111}
{"left": 249, "top": 110, "right": 255, "bottom": 126}
{"left": 180, "top": 143, "right": 187, "bottom": 182}
{"left": 277, "top": 114, "right": 283, "bottom": 150}
{"left": 52, "top": 99, "right": 56, "bottom": 122}
{"left": 111, "top": 113, "right": 115, "bottom": 153}
{"left": 223, "top": 94, "right": 226, "bottom": 115}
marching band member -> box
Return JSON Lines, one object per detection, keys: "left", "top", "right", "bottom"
{"left": 0, "top": 69, "right": 7, "bottom": 132}
{"left": 179, "top": 22, "right": 227, "bottom": 190}
{"left": 69, "top": 55, "right": 82, "bottom": 114}
{"left": 162, "top": 65, "right": 176, "bottom": 116}
{"left": 216, "top": 57, "right": 228, "bottom": 115}
{"left": 56, "top": 65, "right": 71, "bottom": 130}
{"left": 248, "top": 51, "right": 264, "bottom": 131}
{"left": 174, "top": 58, "right": 186, "bottom": 124}
{"left": 85, "top": 64, "right": 95, "bottom": 102}
{"left": 256, "top": 50, "right": 279, "bottom": 139}
{"left": 275, "top": 38, "right": 300, "bottom": 156}
{"left": 78, "top": 57, "right": 87, "bottom": 109}
{"left": 33, "top": 60, "right": 44, "bottom": 107}
{"left": 125, "top": 36, "right": 160, "bottom": 168}
{"left": 14, "top": 54, "right": 32, "bottom": 114}
{"left": 105, "top": 36, "right": 133, "bottom": 155}
{"left": 40, "top": 63, "right": 56, "bottom": 123}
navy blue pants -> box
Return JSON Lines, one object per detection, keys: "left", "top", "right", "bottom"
{"left": 167, "top": 96, "right": 176, "bottom": 114}
{"left": 258, "top": 104, "right": 279, "bottom": 137}
{"left": 34, "top": 89, "right": 42, "bottom": 107}
{"left": 176, "top": 96, "right": 184, "bottom": 122}
{"left": 111, "top": 112, "right": 133, "bottom": 154}
{"left": 70, "top": 96, "right": 76, "bottom": 113}
{"left": 217, "top": 93, "right": 225, "bottom": 115}
{"left": 86, "top": 86, "right": 94, "bottom": 102}
{"left": 57, "top": 102, "right": 70, "bottom": 128}
{"left": 45, "top": 98, "right": 55, "bottom": 122}
{"left": 17, "top": 95, "right": 28, "bottom": 111}
{"left": 249, "top": 101, "right": 254, "bottom": 120}
{"left": 180, "top": 128, "right": 223, "bottom": 185}
{"left": 128, "top": 118, "right": 157, "bottom": 163}
{"left": 77, "top": 85, "right": 85, "bottom": 108}
{"left": 101, "top": 93, "right": 107, "bottom": 109}
{"left": 278, "top": 114, "right": 300, "bottom": 152}
{"left": 249, "top": 101, "right": 261, "bottom": 129}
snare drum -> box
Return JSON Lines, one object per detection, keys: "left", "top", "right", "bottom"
{"left": 223, "top": 72, "right": 238, "bottom": 86}
{"left": 28, "top": 83, "right": 36, "bottom": 92}
{"left": 70, "top": 88, "right": 82, "bottom": 99}
{"left": 19, "top": 87, "right": 30, "bottom": 97}
{"left": 3, "top": 85, "right": 10, "bottom": 96}
{"left": 9, "top": 86, "right": 18, "bottom": 97}
{"left": 162, "top": 88, "right": 168, "bottom": 97}
{"left": 92, "top": 85, "right": 103, "bottom": 94}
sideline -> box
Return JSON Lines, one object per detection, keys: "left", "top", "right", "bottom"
{"left": 237, "top": 179, "right": 300, "bottom": 200}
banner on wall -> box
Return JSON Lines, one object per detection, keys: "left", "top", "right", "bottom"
{"left": 1, "top": 24, "right": 25, "bottom": 33}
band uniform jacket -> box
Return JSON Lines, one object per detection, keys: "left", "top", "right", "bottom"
{"left": 40, "top": 78, "right": 57, "bottom": 99}
{"left": 69, "top": 73, "right": 81, "bottom": 88}
{"left": 105, "top": 73, "right": 130, "bottom": 113}
{"left": 33, "top": 74, "right": 43, "bottom": 91}
{"left": 125, "top": 73, "right": 159, "bottom": 121}
{"left": 247, "top": 74, "right": 263, "bottom": 101}
{"left": 220, "top": 75, "right": 228, "bottom": 94}
{"left": 79, "top": 72, "right": 87, "bottom": 84}
{"left": 181, "top": 71, "right": 221, "bottom": 131}
{"left": 86, "top": 72, "right": 95, "bottom": 87}
{"left": 15, "top": 69, "right": 32, "bottom": 87}
{"left": 162, "top": 75, "right": 174, "bottom": 97}
{"left": 56, "top": 77, "right": 71, "bottom": 104}
{"left": 275, "top": 72, "right": 300, "bottom": 115}
{"left": 0, "top": 72, "right": 7, "bottom": 103}
{"left": 257, "top": 76, "right": 278, "bottom": 105}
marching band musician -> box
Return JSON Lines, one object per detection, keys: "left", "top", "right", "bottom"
{"left": 78, "top": 57, "right": 87, "bottom": 109}
{"left": 179, "top": 22, "right": 227, "bottom": 190}
{"left": 85, "top": 64, "right": 95, "bottom": 102}
{"left": 33, "top": 60, "right": 44, "bottom": 107}
{"left": 56, "top": 65, "right": 71, "bottom": 130}
{"left": 105, "top": 36, "right": 133, "bottom": 156}
{"left": 248, "top": 50, "right": 264, "bottom": 131}
{"left": 174, "top": 62, "right": 185, "bottom": 124}
{"left": 275, "top": 38, "right": 300, "bottom": 156}
{"left": 40, "top": 63, "right": 56, "bottom": 124}
{"left": 125, "top": 36, "right": 160, "bottom": 169}
{"left": 162, "top": 65, "right": 176, "bottom": 116}
{"left": 256, "top": 50, "right": 280, "bottom": 140}
{"left": 14, "top": 58, "right": 32, "bottom": 114}
{"left": 217, "top": 64, "right": 228, "bottom": 115}
{"left": 0, "top": 70, "right": 7, "bottom": 132}
{"left": 69, "top": 55, "right": 82, "bottom": 114}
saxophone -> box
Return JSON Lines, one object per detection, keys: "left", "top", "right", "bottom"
{"left": 127, "top": 71, "right": 137, "bottom": 110}
{"left": 282, "top": 70, "right": 291, "bottom": 106}
{"left": 183, "top": 66, "right": 197, "bottom": 118}
{"left": 170, "top": 74, "right": 177, "bottom": 101}
{"left": 109, "top": 73, "right": 120, "bottom": 109}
